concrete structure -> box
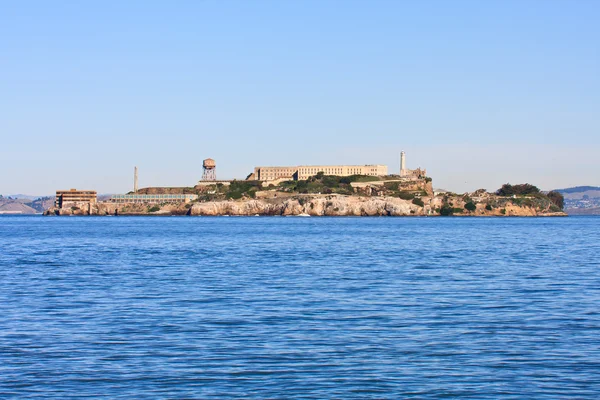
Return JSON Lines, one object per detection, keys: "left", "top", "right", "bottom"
{"left": 55, "top": 189, "right": 97, "bottom": 208}
{"left": 400, "top": 151, "right": 406, "bottom": 172}
{"left": 110, "top": 194, "right": 198, "bottom": 204}
{"left": 249, "top": 165, "right": 388, "bottom": 181}
{"left": 399, "top": 152, "right": 427, "bottom": 179}
{"left": 134, "top": 166, "right": 138, "bottom": 193}
{"left": 202, "top": 158, "right": 216, "bottom": 181}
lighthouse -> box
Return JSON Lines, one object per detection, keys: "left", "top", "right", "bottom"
{"left": 400, "top": 151, "right": 406, "bottom": 176}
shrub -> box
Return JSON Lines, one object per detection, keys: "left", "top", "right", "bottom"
{"left": 464, "top": 201, "right": 477, "bottom": 212}
{"left": 412, "top": 198, "right": 425, "bottom": 207}
{"left": 148, "top": 205, "right": 160, "bottom": 212}
{"left": 496, "top": 183, "right": 540, "bottom": 196}
{"left": 546, "top": 191, "right": 564, "bottom": 210}
{"left": 227, "top": 192, "right": 243, "bottom": 200}
{"left": 485, "top": 204, "right": 493, "bottom": 211}
{"left": 500, "top": 208, "right": 507, "bottom": 215}
{"left": 397, "top": 191, "right": 414, "bottom": 200}
{"left": 226, "top": 180, "right": 260, "bottom": 199}
{"left": 440, "top": 205, "right": 454, "bottom": 216}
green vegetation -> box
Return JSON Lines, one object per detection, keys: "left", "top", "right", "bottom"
{"left": 546, "top": 191, "right": 565, "bottom": 210}
{"left": 412, "top": 198, "right": 425, "bottom": 207}
{"left": 439, "top": 203, "right": 464, "bottom": 215}
{"left": 148, "top": 205, "right": 160, "bottom": 212}
{"left": 496, "top": 183, "right": 540, "bottom": 196}
{"left": 277, "top": 174, "right": 374, "bottom": 195}
{"left": 485, "top": 204, "right": 493, "bottom": 211}
{"left": 511, "top": 197, "right": 535, "bottom": 208}
{"left": 440, "top": 205, "right": 454, "bottom": 216}
{"left": 549, "top": 204, "right": 561, "bottom": 212}
{"left": 464, "top": 201, "right": 477, "bottom": 212}
{"left": 225, "top": 180, "right": 261, "bottom": 199}
{"left": 440, "top": 204, "right": 454, "bottom": 216}
{"left": 492, "top": 183, "right": 565, "bottom": 213}
{"left": 397, "top": 191, "right": 414, "bottom": 200}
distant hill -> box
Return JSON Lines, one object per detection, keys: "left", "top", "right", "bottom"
{"left": 29, "top": 197, "right": 55, "bottom": 213}
{"left": 0, "top": 195, "right": 54, "bottom": 214}
{"left": 554, "top": 186, "right": 600, "bottom": 215}
{"left": 5, "top": 194, "right": 47, "bottom": 200}
{"left": 556, "top": 186, "right": 600, "bottom": 194}
{"left": 0, "top": 201, "right": 37, "bottom": 214}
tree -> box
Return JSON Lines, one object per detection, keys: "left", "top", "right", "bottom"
{"left": 440, "top": 205, "right": 454, "bottom": 216}
{"left": 496, "top": 183, "right": 540, "bottom": 196}
{"left": 546, "top": 191, "right": 564, "bottom": 210}
{"left": 464, "top": 201, "right": 477, "bottom": 211}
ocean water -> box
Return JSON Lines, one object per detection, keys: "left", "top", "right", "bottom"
{"left": 1, "top": 215, "right": 599, "bottom": 399}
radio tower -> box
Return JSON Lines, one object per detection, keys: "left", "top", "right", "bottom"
{"left": 202, "top": 158, "right": 216, "bottom": 181}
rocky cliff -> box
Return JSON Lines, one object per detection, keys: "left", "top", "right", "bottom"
{"left": 44, "top": 193, "right": 567, "bottom": 217}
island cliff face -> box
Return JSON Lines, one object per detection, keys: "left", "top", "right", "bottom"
{"left": 44, "top": 193, "right": 566, "bottom": 217}
{"left": 44, "top": 177, "right": 567, "bottom": 217}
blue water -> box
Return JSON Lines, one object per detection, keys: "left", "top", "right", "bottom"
{"left": 1, "top": 216, "right": 599, "bottom": 399}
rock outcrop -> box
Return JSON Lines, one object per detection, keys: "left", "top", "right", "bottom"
{"left": 189, "top": 195, "right": 420, "bottom": 216}
{"left": 44, "top": 193, "right": 567, "bottom": 217}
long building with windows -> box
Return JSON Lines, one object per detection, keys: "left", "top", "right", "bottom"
{"left": 110, "top": 194, "right": 198, "bottom": 204}
{"left": 248, "top": 164, "right": 388, "bottom": 181}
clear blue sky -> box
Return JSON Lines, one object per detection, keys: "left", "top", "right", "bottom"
{"left": 1, "top": 0, "right": 598, "bottom": 195}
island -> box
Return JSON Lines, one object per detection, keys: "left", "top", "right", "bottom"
{"left": 45, "top": 174, "right": 566, "bottom": 217}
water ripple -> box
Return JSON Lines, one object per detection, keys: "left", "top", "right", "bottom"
{"left": 1, "top": 216, "right": 600, "bottom": 398}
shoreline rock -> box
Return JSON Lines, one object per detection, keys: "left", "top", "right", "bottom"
{"left": 44, "top": 194, "right": 568, "bottom": 217}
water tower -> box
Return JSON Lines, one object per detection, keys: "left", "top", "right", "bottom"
{"left": 202, "top": 158, "right": 217, "bottom": 181}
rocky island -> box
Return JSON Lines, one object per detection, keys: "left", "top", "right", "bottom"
{"left": 45, "top": 174, "right": 566, "bottom": 217}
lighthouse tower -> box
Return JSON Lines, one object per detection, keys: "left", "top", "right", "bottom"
{"left": 400, "top": 151, "right": 406, "bottom": 176}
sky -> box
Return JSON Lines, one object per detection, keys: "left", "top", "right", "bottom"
{"left": 1, "top": 0, "right": 598, "bottom": 195}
